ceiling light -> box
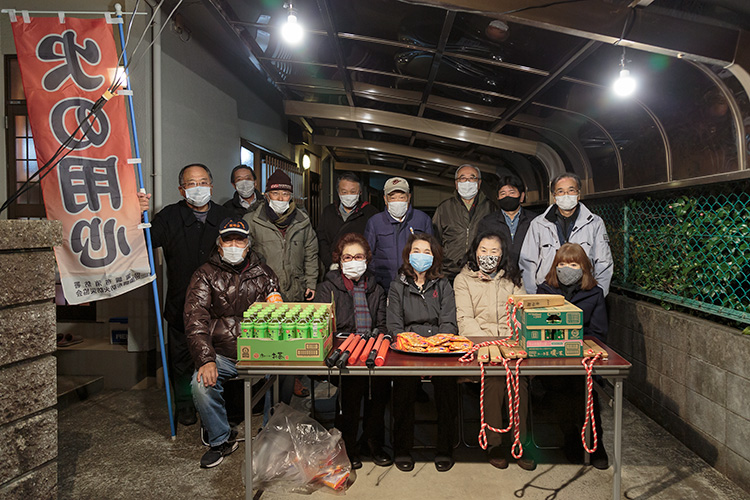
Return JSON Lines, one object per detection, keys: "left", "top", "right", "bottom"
{"left": 613, "top": 68, "right": 636, "bottom": 96}
{"left": 613, "top": 48, "right": 636, "bottom": 97}
{"left": 281, "top": 3, "right": 303, "bottom": 45}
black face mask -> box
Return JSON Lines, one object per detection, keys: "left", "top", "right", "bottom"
{"left": 498, "top": 195, "right": 521, "bottom": 212}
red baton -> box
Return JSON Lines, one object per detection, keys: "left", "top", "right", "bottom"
{"left": 375, "top": 338, "right": 391, "bottom": 366}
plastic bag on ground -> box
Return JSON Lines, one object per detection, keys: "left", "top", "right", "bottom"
{"left": 252, "top": 402, "right": 353, "bottom": 494}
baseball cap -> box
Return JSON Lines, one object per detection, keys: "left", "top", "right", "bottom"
{"left": 384, "top": 177, "right": 410, "bottom": 196}
{"left": 219, "top": 217, "right": 250, "bottom": 238}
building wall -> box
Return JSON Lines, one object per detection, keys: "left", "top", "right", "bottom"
{"left": 607, "top": 293, "right": 750, "bottom": 493}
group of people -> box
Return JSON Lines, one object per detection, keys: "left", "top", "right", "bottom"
{"left": 138, "top": 161, "right": 614, "bottom": 472}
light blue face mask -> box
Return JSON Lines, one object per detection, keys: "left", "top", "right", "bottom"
{"left": 409, "top": 252, "right": 434, "bottom": 273}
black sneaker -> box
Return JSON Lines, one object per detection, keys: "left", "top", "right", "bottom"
{"left": 200, "top": 439, "right": 239, "bottom": 468}
{"left": 177, "top": 407, "right": 197, "bottom": 426}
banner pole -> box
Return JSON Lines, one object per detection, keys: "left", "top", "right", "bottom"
{"left": 116, "top": 8, "right": 176, "bottom": 438}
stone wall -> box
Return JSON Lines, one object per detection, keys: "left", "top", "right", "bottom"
{"left": 0, "top": 220, "right": 61, "bottom": 499}
{"left": 607, "top": 293, "right": 750, "bottom": 493}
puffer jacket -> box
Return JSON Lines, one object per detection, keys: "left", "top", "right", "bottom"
{"left": 453, "top": 265, "right": 524, "bottom": 338}
{"left": 184, "top": 249, "right": 280, "bottom": 368}
{"left": 519, "top": 203, "right": 613, "bottom": 295}
{"left": 244, "top": 203, "right": 319, "bottom": 302}
{"left": 432, "top": 191, "right": 495, "bottom": 279}
{"left": 364, "top": 206, "right": 433, "bottom": 291}
{"left": 315, "top": 269, "right": 386, "bottom": 333}
{"left": 386, "top": 274, "right": 457, "bottom": 337}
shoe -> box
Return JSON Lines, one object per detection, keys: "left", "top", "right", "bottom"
{"left": 487, "top": 446, "right": 508, "bottom": 469}
{"left": 591, "top": 443, "right": 609, "bottom": 470}
{"left": 200, "top": 439, "right": 239, "bottom": 468}
{"left": 177, "top": 407, "right": 197, "bottom": 426}
{"left": 517, "top": 454, "right": 537, "bottom": 471}
{"left": 367, "top": 440, "right": 393, "bottom": 467}
{"left": 434, "top": 455, "right": 454, "bottom": 472}
{"left": 394, "top": 455, "right": 414, "bottom": 472}
{"left": 350, "top": 454, "right": 363, "bottom": 470}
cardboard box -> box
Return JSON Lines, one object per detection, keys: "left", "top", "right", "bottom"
{"left": 512, "top": 296, "right": 585, "bottom": 357}
{"left": 509, "top": 294, "right": 565, "bottom": 309}
{"left": 237, "top": 302, "right": 335, "bottom": 362}
{"left": 521, "top": 338, "right": 584, "bottom": 358}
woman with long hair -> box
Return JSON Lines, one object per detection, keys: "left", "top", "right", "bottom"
{"left": 386, "top": 232, "right": 458, "bottom": 472}
{"left": 537, "top": 242, "right": 609, "bottom": 469}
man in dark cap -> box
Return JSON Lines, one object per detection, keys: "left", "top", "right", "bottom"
{"left": 185, "top": 217, "right": 280, "bottom": 468}
{"left": 243, "top": 169, "right": 318, "bottom": 302}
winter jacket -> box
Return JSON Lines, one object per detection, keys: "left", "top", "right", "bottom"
{"left": 244, "top": 203, "right": 319, "bottom": 302}
{"left": 315, "top": 269, "right": 387, "bottom": 333}
{"left": 432, "top": 192, "right": 495, "bottom": 280}
{"left": 317, "top": 201, "right": 379, "bottom": 271}
{"left": 453, "top": 266, "right": 524, "bottom": 338}
{"left": 223, "top": 190, "right": 264, "bottom": 218}
{"left": 537, "top": 282, "right": 608, "bottom": 342}
{"left": 476, "top": 207, "right": 535, "bottom": 267}
{"left": 386, "top": 274, "right": 457, "bottom": 337}
{"left": 184, "top": 249, "right": 280, "bottom": 368}
{"left": 150, "top": 200, "right": 234, "bottom": 328}
{"left": 364, "top": 206, "right": 433, "bottom": 291}
{"left": 519, "top": 203, "right": 613, "bottom": 295}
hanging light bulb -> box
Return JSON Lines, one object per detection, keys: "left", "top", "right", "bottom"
{"left": 281, "top": 3, "right": 304, "bottom": 45}
{"left": 613, "top": 48, "right": 636, "bottom": 97}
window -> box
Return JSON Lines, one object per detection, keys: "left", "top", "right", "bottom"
{"left": 5, "top": 56, "right": 45, "bottom": 218}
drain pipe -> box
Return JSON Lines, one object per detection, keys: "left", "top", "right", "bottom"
{"left": 145, "top": 0, "right": 163, "bottom": 210}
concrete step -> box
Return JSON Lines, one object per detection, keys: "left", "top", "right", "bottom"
{"left": 57, "top": 375, "right": 104, "bottom": 411}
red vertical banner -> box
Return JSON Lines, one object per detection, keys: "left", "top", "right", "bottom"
{"left": 12, "top": 17, "right": 152, "bottom": 304}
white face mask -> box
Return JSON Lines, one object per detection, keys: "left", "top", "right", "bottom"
{"left": 341, "top": 260, "right": 367, "bottom": 280}
{"left": 268, "top": 199, "right": 290, "bottom": 215}
{"left": 457, "top": 181, "right": 479, "bottom": 200}
{"left": 221, "top": 245, "right": 247, "bottom": 265}
{"left": 555, "top": 194, "right": 579, "bottom": 211}
{"left": 340, "top": 193, "right": 359, "bottom": 209}
{"left": 387, "top": 201, "right": 408, "bottom": 219}
{"left": 235, "top": 180, "right": 255, "bottom": 198}
{"left": 184, "top": 186, "right": 211, "bottom": 207}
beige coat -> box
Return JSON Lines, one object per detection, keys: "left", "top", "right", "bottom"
{"left": 454, "top": 265, "right": 524, "bottom": 338}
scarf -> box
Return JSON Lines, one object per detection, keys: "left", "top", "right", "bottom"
{"left": 343, "top": 274, "right": 372, "bottom": 334}
{"left": 265, "top": 199, "right": 298, "bottom": 230}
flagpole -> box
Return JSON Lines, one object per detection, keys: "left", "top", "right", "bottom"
{"left": 115, "top": 5, "right": 176, "bottom": 438}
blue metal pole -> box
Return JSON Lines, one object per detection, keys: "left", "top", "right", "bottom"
{"left": 116, "top": 14, "right": 176, "bottom": 438}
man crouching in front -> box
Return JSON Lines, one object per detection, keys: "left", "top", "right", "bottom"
{"left": 184, "top": 217, "right": 280, "bottom": 468}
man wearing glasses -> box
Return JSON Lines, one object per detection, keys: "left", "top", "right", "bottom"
{"left": 519, "top": 172, "right": 613, "bottom": 294}
{"left": 432, "top": 164, "right": 495, "bottom": 281}
{"left": 138, "top": 163, "right": 233, "bottom": 426}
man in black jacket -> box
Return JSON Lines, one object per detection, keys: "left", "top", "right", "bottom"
{"left": 138, "top": 163, "right": 233, "bottom": 426}
{"left": 477, "top": 175, "right": 534, "bottom": 267}
{"left": 223, "top": 165, "right": 263, "bottom": 217}
{"left": 317, "top": 172, "right": 379, "bottom": 272}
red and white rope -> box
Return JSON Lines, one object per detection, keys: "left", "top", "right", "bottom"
{"left": 580, "top": 352, "right": 603, "bottom": 453}
{"left": 460, "top": 299, "right": 524, "bottom": 458}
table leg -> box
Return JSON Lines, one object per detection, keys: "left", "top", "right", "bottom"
{"left": 613, "top": 379, "right": 623, "bottom": 500}
{"left": 245, "top": 379, "right": 253, "bottom": 500}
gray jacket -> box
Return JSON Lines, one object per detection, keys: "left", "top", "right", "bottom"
{"left": 519, "top": 202, "right": 613, "bottom": 295}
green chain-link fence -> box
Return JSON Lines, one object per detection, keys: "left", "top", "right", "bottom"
{"left": 586, "top": 181, "right": 750, "bottom": 324}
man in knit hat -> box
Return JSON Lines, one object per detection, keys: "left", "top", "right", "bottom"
{"left": 243, "top": 169, "right": 318, "bottom": 302}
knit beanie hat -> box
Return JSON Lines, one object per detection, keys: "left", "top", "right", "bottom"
{"left": 266, "top": 170, "right": 293, "bottom": 192}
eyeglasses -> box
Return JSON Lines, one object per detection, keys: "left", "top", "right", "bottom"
{"left": 457, "top": 175, "right": 479, "bottom": 182}
{"left": 183, "top": 181, "right": 211, "bottom": 188}
{"left": 554, "top": 188, "right": 579, "bottom": 196}
{"left": 341, "top": 254, "right": 366, "bottom": 262}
